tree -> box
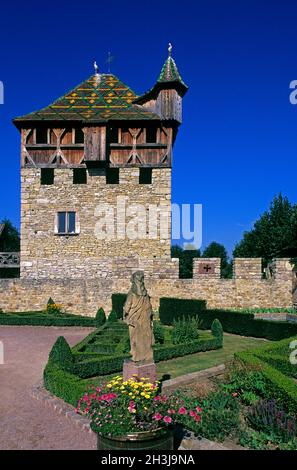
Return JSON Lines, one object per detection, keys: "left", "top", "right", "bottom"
{"left": 202, "top": 241, "right": 232, "bottom": 278}
{"left": 171, "top": 245, "right": 200, "bottom": 278}
{"left": 0, "top": 219, "right": 20, "bottom": 278}
{"left": 0, "top": 219, "right": 20, "bottom": 252}
{"left": 233, "top": 194, "right": 297, "bottom": 267}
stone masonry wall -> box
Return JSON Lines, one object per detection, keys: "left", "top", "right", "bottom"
{"left": 0, "top": 258, "right": 293, "bottom": 315}
{"left": 21, "top": 167, "right": 172, "bottom": 279}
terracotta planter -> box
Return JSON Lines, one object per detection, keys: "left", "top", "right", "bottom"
{"left": 97, "top": 428, "right": 174, "bottom": 450}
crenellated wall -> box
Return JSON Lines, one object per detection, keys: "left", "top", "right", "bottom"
{"left": 0, "top": 258, "right": 294, "bottom": 315}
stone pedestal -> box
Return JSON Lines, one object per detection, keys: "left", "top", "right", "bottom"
{"left": 123, "top": 359, "right": 157, "bottom": 383}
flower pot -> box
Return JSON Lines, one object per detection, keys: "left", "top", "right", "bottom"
{"left": 97, "top": 428, "right": 174, "bottom": 450}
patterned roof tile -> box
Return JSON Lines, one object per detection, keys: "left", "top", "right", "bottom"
{"left": 14, "top": 74, "right": 160, "bottom": 124}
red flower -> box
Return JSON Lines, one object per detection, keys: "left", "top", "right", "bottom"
{"left": 194, "top": 414, "right": 201, "bottom": 422}
{"left": 196, "top": 406, "right": 202, "bottom": 413}
{"left": 178, "top": 407, "right": 187, "bottom": 415}
{"left": 154, "top": 396, "right": 161, "bottom": 402}
{"left": 189, "top": 410, "right": 196, "bottom": 417}
{"left": 153, "top": 412, "right": 162, "bottom": 421}
{"left": 163, "top": 416, "right": 172, "bottom": 424}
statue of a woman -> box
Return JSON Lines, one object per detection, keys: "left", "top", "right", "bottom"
{"left": 123, "top": 271, "right": 154, "bottom": 363}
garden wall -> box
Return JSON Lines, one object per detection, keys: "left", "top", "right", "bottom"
{"left": 0, "top": 258, "right": 293, "bottom": 316}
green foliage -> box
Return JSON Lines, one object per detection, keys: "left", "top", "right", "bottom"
{"left": 47, "top": 297, "right": 55, "bottom": 306}
{"left": 153, "top": 321, "right": 165, "bottom": 344}
{"left": 107, "top": 310, "right": 118, "bottom": 323}
{"left": 0, "top": 311, "right": 98, "bottom": 327}
{"left": 111, "top": 293, "right": 127, "bottom": 319}
{"left": 95, "top": 307, "right": 106, "bottom": 327}
{"left": 179, "top": 391, "right": 240, "bottom": 441}
{"left": 198, "top": 308, "right": 297, "bottom": 340}
{"left": 48, "top": 336, "right": 74, "bottom": 371}
{"left": 247, "top": 399, "right": 297, "bottom": 443}
{"left": 159, "top": 297, "right": 207, "bottom": 325}
{"left": 211, "top": 319, "right": 223, "bottom": 339}
{"left": 154, "top": 335, "right": 222, "bottom": 362}
{"left": 233, "top": 194, "right": 297, "bottom": 266}
{"left": 171, "top": 245, "right": 201, "bottom": 279}
{"left": 0, "top": 219, "right": 20, "bottom": 279}
{"left": 202, "top": 241, "right": 232, "bottom": 279}
{"left": 172, "top": 316, "right": 200, "bottom": 344}
{"left": 72, "top": 354, "right": 130, "bottom": 378}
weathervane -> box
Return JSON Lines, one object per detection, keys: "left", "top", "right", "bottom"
{"left": 168, "top": 42, "right": 173, "bottom": 57}
{"left": 106, "top": 52, "right": 114, "bottom": 73}
{"left": 94, "top": 61, "right": 99, "bottom": 75}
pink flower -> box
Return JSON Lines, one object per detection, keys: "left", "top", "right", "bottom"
{"left": 163, "top": 416, "right": 172, "bottom": 424}
{"left": 194, "top": 414, "right": 201, "bottom": 423}
{"left": 96, "top": 387, "right": 101, "bottom": 393}
{"left": 232, "top": 392, "right": 238, "bottom": 397}
{"left": 189, "top": 410, "right": 196, "bottom": 417}
{"left": 161, "top": 395, "right": 168, "bottom": 402}
{"left": 178, "top": 407, "right": 187, "bottom": 415}
{"left": 167, "top": 409, "right": 176, "bottom": 415}
{"left": 154, "top": 396, "right": 161, "bottom": 402}
{"left": 196, "top": 406, "right": 202, "bottom": 413}
{"left": 82, "top": 394, "right": 89, "bottom": 402}
{"left": 153, "top": 412, "right": 162, "bottom": 421}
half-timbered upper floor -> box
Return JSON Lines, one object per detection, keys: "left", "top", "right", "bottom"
{"left": 13, "top": 47, "right": 188, "bottom": 170}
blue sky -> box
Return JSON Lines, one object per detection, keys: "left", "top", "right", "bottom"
{"left": 0, "top": 0, "right": 297, "bottom": 256}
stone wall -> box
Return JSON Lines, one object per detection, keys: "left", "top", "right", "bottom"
{"left": 0, "top": 258, "right": 294, "bottom": 315}
{"left": 21, "top": 167, "right": 172, "bottom": 279}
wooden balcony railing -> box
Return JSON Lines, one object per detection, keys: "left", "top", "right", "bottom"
{"left": 0, "top": 252, "right": 20, "bottom": 268}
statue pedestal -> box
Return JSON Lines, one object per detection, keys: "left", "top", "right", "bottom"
{"left": 123, "top": 359, "right": 157, "bottom": 383}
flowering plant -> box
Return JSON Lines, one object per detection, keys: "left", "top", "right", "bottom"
{"left": 76, "top": 375, "right": 202, "bottom": 437}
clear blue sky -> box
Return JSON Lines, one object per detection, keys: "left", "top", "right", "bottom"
{"left": 0, "top": 0, "right": 297, "bottom": 256}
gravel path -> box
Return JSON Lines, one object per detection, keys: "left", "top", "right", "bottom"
{"left": 0, "top": 326, "right": 97, "bottom": 450}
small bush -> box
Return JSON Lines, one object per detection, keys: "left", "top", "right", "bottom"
{"left": 211, "top": 319, "right": 223, "bottom": 339}
{"left": 247, "top": 399, "right": 297, "bottom": 443}
{"left": 107, "top": 310, "right": 118, "bottom": 323}
{"left": 95, "top": 307, "right": 106, "bottom": 327}
{"left": 48, "top": 336, "right": 74, "bottom": 371}
{"left": 47, "top": 297, "right": 55, "bottom": 306}
{"left": 172, "top": 316, "right": 200, "bottom": 345}
{"left": 153, "top": 321, "right": 165, "bottom": 344}
{"left": 159, "top": 297, "right": 207, "bottom": 325}
{"left": 111, "top": 293, "right": 127, "bottom": 319}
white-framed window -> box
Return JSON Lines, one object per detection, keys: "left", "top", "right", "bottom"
{"left": 55, "top": 211, "right": 79, "bottom": 235}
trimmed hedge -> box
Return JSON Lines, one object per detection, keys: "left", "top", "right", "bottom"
{"left": 72, "top": 353, "right": 130, "bottom": 378}
{"left": 0, "top": 312, "right": 98, "bottom": 327}
{"left": 236, "top": 350, "right": 297, "bottom": 415}
{"left": 159, "top": 297, "right": 207, "bottom": 325}
{"left": 154, "top": 335, "right": 222, "bottom": 362}
{"left": 199, "top": 309, "right": 297, "bottom": 341}
{"left": 111, "top": 293, "right": 127, "bottom": 319}
{"left": 48, "top": 336, "right": 74, "bottom": 371}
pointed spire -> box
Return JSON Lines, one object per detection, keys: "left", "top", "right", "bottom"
{"left": 157, "top": 44, "right": 187, "bottom": 89}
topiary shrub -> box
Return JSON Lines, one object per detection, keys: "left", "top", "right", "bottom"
{"left": 95, "top": 307, "right": 106, "bottom": 327}
{"left": 107, "top": 310, "right": 118, "bottom": 323}
{"left": 47, "top": 297, "right": 55, "bottom": 306}
{"left": 211, "top": 319, "right": 223, "bottom": 340}
{"left": 111, "top": 293, "right": 127, "bottom": 319}
{"left": 172, "top": 316, "right": 200, "bottom": 345}
{"left": 48, "top": 336, "right": 74, "bottom": 372}
{"left": 153, "top": 321, "right": 165, "bottom": 344}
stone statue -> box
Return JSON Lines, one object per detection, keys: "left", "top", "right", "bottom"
{"left": 123, "top": 271, "right": 154, "bottom": 363}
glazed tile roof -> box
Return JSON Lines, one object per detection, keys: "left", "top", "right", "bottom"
{"left": 134, "top": 54, "right": 188, "bottom": 105}
{"left": 157, "top": 56, "right": 188, "bottom": 88}
{"left": 14, "top": 74, "right": 160, "bottom": 124}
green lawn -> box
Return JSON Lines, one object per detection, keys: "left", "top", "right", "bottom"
{"left": 157, "top": 333, "right": 268, "bottom": 379}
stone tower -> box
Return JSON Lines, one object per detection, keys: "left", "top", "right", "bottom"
{"left": 14, "top": 46, "right": 188, "bottom": 279}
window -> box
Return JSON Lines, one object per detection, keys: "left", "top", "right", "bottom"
{"left": 75, "top": 128, "right": 84, "bottom": 144}
{"left": 109, "top": 127, "right": 119, "bottom": 143}
{"left": 57, "top": 211, "right": 77, "bottom": 235}
{"left": 106, "top": 168, "right": 119, "bottom": 184}
{"left": 146, "top": 127, "right": 157, "bottom": 143}
{"left": 41, "top": 168, "right": 54, "bottom": 185}
{"left": 139, "top": 168, "right": 152, "bottom": 184}
{"left": 36, "top": 128, "right": 48, "bottom": 144}
{"left": 73, "top": 168, "right": 87, "bottom": 184}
